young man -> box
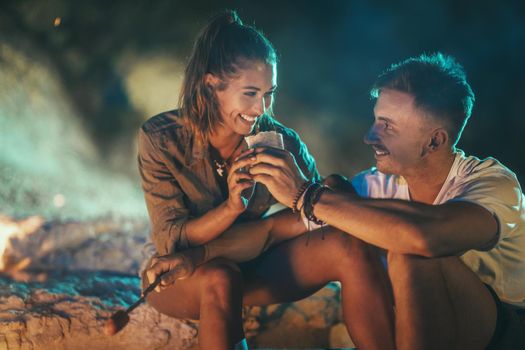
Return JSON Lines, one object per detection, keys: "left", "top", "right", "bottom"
{"left": 148, "top": 53, "right": 525, "bottom": 349}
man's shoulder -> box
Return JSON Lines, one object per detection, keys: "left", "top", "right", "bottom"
{"left": 351, "top": 168, "right": 405, "bottom": 198}
{"left": 353, "top": 167, "right": 399, "bottom": 183}
{"left": 455, "top": 151, "right": 519, "bottom": 185}
{"left": 141, "top": 109, "right": 183, "bottom": 134}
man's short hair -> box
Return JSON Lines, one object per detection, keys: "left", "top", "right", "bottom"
{"left": 370, "top": 53, "right": 475, "bottom": 147}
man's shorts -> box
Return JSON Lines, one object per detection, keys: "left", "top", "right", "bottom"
{"left": 485, "top": 284, "right": 525, "bottom": 349}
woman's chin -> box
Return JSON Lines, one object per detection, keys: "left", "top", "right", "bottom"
{"left": 235, "top": 124, "right": 256, "bottom": 136}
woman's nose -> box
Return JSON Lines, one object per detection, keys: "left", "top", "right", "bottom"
{"left": 253, "top": 97, "right": 267, "bottom": 116}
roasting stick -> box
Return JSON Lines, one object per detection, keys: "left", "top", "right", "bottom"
{"left": 104, "top": 274, "right": 163, "bottom": 335}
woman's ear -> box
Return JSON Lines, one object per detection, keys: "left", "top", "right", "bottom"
{"left": 204, "top": 73, "right": 221, "bottom": 89}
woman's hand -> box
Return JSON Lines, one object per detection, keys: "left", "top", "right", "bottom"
{"left": 146, "top": 253, "right": 196, "bottom": 292}
{"left": 225, "top": 160, "right": 255, "bottom": 213}
{"left": 233, "top": 147, "right": 308, "bottom": 208}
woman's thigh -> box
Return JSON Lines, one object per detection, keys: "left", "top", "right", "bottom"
{"left": 242, "top": 226, "right": 357, "bottom": 305}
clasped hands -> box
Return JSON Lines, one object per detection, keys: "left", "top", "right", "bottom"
{"left": 231, "top": 147, "right": 308, "bottom": 208}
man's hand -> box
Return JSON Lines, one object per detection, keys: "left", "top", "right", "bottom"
{"left": 323, "top": 174, "right": 357, "bottom": 194}
{"left": 146, "top": 252, "right": 196, "bottom": 292}
{"left": 233, "top": 147, "right": 308, "bottom": 208}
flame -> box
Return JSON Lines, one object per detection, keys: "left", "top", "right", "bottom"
{"left": 0, "top": 215, "right": 44, "bottom": 270}
{"left": 53, "top": 17, "right": 62, "bottom": 27}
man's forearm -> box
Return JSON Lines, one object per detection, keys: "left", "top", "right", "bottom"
{"left": 311, "top": 190, "right": 497, "bottom": 257}
{"left": 311, "top": 191, "right": 432, "bottom": 255}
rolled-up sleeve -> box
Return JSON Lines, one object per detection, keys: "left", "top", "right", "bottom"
{"left": 138, "top": 128, "right": 189, "bottom": 255}
{"left": 450, "top": 172, "right": 522, "bottom": 248}
{"left": 283, "top": 127, "right": 321, "bottom": 182}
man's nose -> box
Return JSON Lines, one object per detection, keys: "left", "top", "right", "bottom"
{"left": 364, "top": 124, "right": 380, "bottom": 145}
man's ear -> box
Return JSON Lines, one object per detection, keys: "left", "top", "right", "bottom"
{"left": 431, "top": 128, "right": 448, "bottom": 149}
{"left": 422, "top": 128, "right": 449, "bottom": 157}
{"left": 204, "top": 73, "right": 221, "bottom": 89}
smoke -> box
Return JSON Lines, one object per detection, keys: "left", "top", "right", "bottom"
{"left": 0, "top": 41, "right": 146, "bottom": 219}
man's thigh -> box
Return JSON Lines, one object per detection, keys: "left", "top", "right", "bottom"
{"left": 432, "top": 256, "right": 497, "bottom": 349}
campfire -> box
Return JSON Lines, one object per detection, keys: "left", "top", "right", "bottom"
{"left": 0, "top": 215, "right": 44, "bottom": 273}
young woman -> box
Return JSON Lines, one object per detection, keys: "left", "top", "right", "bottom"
{"left": 139, "top": 10, "right": 394, "bottom": 350}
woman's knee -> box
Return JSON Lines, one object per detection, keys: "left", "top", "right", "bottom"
{"left": 313, "top": 230, "right": 379, "bottom": 279}
{"left": 323, "top": 229, "right": 373, "bottom": 260}
{"left": 197, "top": 259, "right": 243, "bottom": 304}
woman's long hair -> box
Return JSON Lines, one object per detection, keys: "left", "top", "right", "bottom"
{"left": 178, "top": 10, "right": 277, "bottom": 139}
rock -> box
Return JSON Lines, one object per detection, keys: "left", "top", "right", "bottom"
{"left": 244, "top": 282, "right": 350, "bottom": 348}
{"left": 0, "top": 271, "right": 353, "bottom": 349}
{"left": 0, "top": 217, "right": 356, "bottom": 349}
{"left": 2, "top": 216, "right": 149, "bottom": 274}
{"left": 329, "top": 322, "right": 356, "bottom": 348}
{"left": 0, "top": 271, "right": 198, "bottom": 350}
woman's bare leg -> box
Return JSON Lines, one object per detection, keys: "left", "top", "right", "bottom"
{"left": 144, "top": 258, "right": 244, "bottom": 350}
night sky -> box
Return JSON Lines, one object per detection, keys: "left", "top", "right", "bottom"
{"left": 1, "top": 0, "right": 525, "bottom": 216}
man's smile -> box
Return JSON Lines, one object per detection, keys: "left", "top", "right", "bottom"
{"left": 372, "top": 145, "right": 390, "bottom": 157}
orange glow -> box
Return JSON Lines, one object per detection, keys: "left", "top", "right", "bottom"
{"left": 0, "top": 216, "right": 43, "bottom": 270}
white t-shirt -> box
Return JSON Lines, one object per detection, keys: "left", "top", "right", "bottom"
{"left": 351, "top": 150, "right": 525, "bottom": 308}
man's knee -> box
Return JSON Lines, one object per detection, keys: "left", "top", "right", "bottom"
{"left": 387, "top": 251, "right": 431, "bottom": 281}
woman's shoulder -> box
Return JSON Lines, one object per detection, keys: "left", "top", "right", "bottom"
{"left": 139, "top": 109, "right": 196, "bottom": 157}
{"left": 141, "top": 109, "right": 186, "bottom": 134}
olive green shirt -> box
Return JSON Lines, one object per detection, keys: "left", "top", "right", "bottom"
{"left": 138, "top": 110, "right": 320, "bottom": 255}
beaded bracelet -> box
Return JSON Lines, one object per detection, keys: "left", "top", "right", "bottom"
{"left": 292, "top": 180, "right": 312, "bottom": 213}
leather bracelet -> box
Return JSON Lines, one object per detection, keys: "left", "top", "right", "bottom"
{"left": 308, "top": 185, "right": 330, "bottom": 225}
{"left": 292, "top": 180, "right": 312, "bottom": 213}
{"left": 302, "top": 182, "right": 322, "bottom": 223}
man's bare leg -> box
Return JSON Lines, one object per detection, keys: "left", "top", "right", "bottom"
{"left": 242, "top": 227, "right": 395, "bottom": 350}
{"left": 388, "top": 253, "right": 497, "bottom": 350}
{"left": 144, "top": 258, "right": 244, "bottom": 350}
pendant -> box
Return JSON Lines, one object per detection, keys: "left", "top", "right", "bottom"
{"left": 214, "top": 160, "right": 226, "bottom": 177}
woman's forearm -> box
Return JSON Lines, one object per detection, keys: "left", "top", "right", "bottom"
{"left": 202, "top": 209, "right": 307, "bottom": 263}
{"left": 185, "top": 200, "right": 244, "bottom": 246}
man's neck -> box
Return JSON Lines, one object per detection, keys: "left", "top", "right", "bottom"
{"left": 404, "top": 151, "right": 456, "bottom": 204}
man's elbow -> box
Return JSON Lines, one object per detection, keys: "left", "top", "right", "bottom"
{"left": 403, "top": 224, "right": 444, "bottom": 258}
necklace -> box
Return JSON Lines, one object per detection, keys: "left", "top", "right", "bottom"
{"left": 212, "top": 137, "right": 245, "bottom": 177}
